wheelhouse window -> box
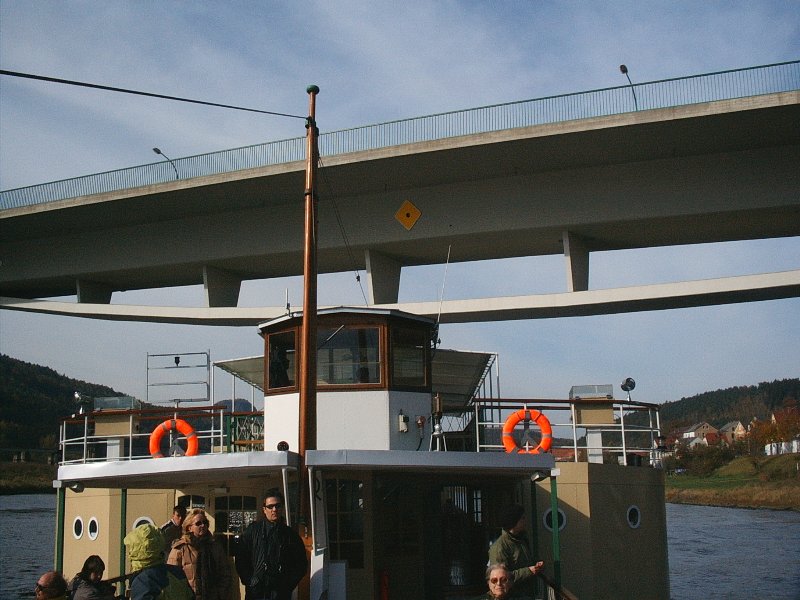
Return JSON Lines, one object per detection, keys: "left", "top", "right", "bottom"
{"left": 317, "top": 326, "right": 380, "bottom": 385}
{"left": 390, "top": 327, "right": 428, "bottom": 388}
{"left": 267, "top": 331, "right": 296, "bottom": 390}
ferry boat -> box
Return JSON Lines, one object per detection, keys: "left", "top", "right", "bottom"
{"left": 48, "top": 84, "right": 674, "bottom": 600}
{"left": 54, "top": 305, "right": 669, "bottom": 599}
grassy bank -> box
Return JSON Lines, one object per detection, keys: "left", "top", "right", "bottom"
{"left": 665, "top": 454, "right": 800, "bottom": 510}
{"left": 0, "top": 461, "right": 57, "bottom": 495}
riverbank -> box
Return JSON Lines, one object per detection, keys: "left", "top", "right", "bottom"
{"left": 0, "top": 461, "right": 56, "bottom": 495}
{"left": 665, "top": 454, "right": 800, "bottom": 511}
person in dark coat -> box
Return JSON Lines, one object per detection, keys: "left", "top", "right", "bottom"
{"left": 69, "top": 555, "right": 115, "bottom": 600}
{"left": 161, "top": 504, "right": 188, "bottom": 552}
{"left": 235, "top": 488, "right": 307, "bottom": 600}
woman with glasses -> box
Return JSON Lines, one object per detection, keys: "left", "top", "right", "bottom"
{"left": 473, "top": 564, "right": 515, "bottom": 599}
{"left": 167, "top": 508, "right": 233, "bottom": 600}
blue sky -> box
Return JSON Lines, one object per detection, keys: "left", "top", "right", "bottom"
{"left": 1, "top": 1, "right": 798, "bottom": 406}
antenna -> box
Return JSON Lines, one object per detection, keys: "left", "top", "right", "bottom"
{"left": 433, "top": 245, "right": 452, "bottom": 350}
{"left": 285, "top": 288, "right": 291, "bottom": 314}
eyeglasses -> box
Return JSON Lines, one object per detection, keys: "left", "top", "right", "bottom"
{"left": 264, "top": 503, "right": 283, "bottom": 510}
{"left": 192, "top": 520, "right": 209, "bottom": 526}
{"left": 35, "top": 583, "right": 51, "bottom": 592}
{"left": 489, "top": 577, "right": 509, "bottom": 585}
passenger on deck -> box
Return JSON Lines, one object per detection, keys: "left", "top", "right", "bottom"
{"left": 124, "top": 523, "right": 193, "bottom": 600}
{"left": 161, "top": 504, "right": 188, "bottom": 551}
{"left": 473, "top": 564, "right": 514, "bottom": 599}
{"left": 488, "top": 505, "right": 544, "bottom": 599}
{"left": 235, "top": 488, "right": 308, "bottom": 600}
{"left": 167, "top": 508, "right": 232, "bottom": 600}
{"left": 35, "top": 571, "right": 68, "bottom": 600}
{"left": 68, "top": 555, "right": 115, "bottom": 600}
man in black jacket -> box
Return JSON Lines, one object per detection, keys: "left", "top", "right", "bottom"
{"left": 235, "top": 488, "right": 308, "bottom": 600}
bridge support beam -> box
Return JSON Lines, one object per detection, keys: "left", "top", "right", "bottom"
{"left": 76, "top": 280, "right": 113, "bottom": 304}
{"left": 365, "top": 250, "right": 401, "bottom": 304}
{"left": 203, "top": 266, "right": 242, "bottom": 308}
{"left": 562, "top": 231, "right": 590, "bottom": 292}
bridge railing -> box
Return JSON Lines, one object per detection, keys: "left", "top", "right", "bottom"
{"left": 2, "top": 60, "right": 797, "bottom": 210}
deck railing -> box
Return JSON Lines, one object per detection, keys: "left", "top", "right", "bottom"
{"left": 2, "top": 60, "right": 797, "bottom": 210}
{"left": 472, "top": 397, "right": 662, "bottom": 466}
{"left": 58, "top": 397, "right": 661, "bottom": 467}
{"left": 58, "top": 406, "right": 263, "bottom": 464}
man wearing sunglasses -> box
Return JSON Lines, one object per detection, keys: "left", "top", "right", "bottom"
{"left": 235, "top": 488, "right": 307, "bottom": 600}
{"left": 34, "top": 572, "right": 68, "bottom": 600}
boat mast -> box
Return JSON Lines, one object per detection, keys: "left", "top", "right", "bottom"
{"left": 298, "top": 85, "right": 320, "bottom": 543}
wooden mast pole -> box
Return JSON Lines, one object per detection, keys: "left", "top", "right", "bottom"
{"left": 298, "top": 84, "right": 319, "bottom": 549}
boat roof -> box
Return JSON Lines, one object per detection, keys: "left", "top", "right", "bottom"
{"left": 257, "top": 306, "right": 436, "bottom": 330}
{"left": 56, "top": 449, "right": 554, "bottom": 490}
{"left": 214, "top": 347, "right": 494, "bottom": 410}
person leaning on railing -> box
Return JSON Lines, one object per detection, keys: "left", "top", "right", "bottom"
{"left": 488, "top": 505, "right": 544, "bottom": 599}
{"left": 68, "top": 555, "right": 115, "bottom": 600}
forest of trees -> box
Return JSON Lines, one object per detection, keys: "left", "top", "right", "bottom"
{"left": 658, "top": 378, "right": 800, "bottom": 436}
{"left": 0, "top": 354, "right": 122, "bottom": 452}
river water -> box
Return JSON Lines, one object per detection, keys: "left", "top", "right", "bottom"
{"left": 1, "top": 495, "right": 798, "bottom": 599}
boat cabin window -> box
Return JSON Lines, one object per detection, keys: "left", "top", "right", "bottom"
{"left": 317, "top": 326, "right": 380, "bottom": 385}
{"left": 391, "top": 327, "right": 428, "bottom": 387}
{"left": 267, "top": 331, "right": 296, "bottom": 390}
{"left": 264, "top": 313, "right": 431, "bottom": 394}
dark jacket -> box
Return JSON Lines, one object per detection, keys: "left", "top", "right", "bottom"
{"left": 129, "top": 563, "right": 194, "bottom": 600}
{"left": 69, "top": 575, "right": 114, "bottom": 600}
{"left": 235, "top": 519, "right": 307, "bottom": 600}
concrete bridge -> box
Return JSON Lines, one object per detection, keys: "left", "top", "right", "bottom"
{"left": 1, "top": 63, "right": 799, "bottom": 325}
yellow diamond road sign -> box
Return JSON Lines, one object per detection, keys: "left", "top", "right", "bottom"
{"left": 395, "top": 200, "right": 421, "bottom": 231}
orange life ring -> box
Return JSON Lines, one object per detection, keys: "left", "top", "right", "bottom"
{"left": 149, "top": 419, "right": 199, "bottom": 458}
{"left": 502, "top": 409, "right": 552, "bottom": 454}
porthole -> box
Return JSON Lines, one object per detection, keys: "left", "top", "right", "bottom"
{"left": 72, "top": 516, "right": 84, "bottom": 539}
{"left": 88, "top": 517, "right": 99, "bottom": 540}
{"left": 132, "top": 516, "right": 154, "bottom": 529}
{"left": 542, "top": 508, "right": 566, "bottom": 532}
{"left": 627, "top": 505, "right": 641, "bottom": 529}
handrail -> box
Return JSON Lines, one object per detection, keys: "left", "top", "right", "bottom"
{"left": 58, "top": 406, "right": 250, "bottom": 464}
{"left": 537, "top": 572, "right": 579, "bottom": 600}
{"left": 2, "top": 60, "right": 797, "bottom": 210}
{"left": 473, "top": 397, "right": 661, "bottom": 465}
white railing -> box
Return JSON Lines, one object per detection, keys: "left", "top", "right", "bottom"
{"left": 472, "top": 398, "right": 662, "bottom": 466}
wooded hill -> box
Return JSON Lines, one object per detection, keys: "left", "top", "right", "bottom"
{"left": 658, "top": 378, "right": 800, "bottom": 436}
{"left": 0, "top": 353, "right": 122, "bottom": 452}
{"left": 1, "top": 352, "right": 798, "bottom": 452}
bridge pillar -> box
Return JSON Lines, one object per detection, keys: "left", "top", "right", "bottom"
{"left": 203, "top": 265, "right": 242, "bottom": 307}
{"left": 76, "top": 280, "right": 113, "bottom": 304}
{"left": 365, "top": 250, "right": 401, "bottom": 304}
{"left": 562, "top": 231, "right": 590, "bottom": 292}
